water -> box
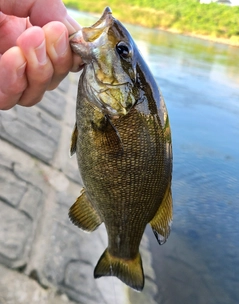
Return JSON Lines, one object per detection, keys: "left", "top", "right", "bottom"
{"left": 69, "top": 9, "right": 239, "bottom": 304}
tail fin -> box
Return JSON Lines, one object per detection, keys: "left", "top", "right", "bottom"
{"left": 94, "top": 249, "right": 144, "bottom": 291}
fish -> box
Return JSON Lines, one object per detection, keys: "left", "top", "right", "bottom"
{"left": 69, "top": 7, "right": 173, "bottom": 291}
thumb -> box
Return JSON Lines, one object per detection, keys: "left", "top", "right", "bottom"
{"left": 0, "top": 0, "right": 81, "bottom": 34}
{"left": 29, "top": 0, "right": 81, "bottom": 34}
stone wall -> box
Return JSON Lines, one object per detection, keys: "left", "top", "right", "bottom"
{"left": 0, "top": 73, "right": 157, "bottom": 304}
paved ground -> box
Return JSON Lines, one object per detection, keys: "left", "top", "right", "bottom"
{"left": 0, "top": 73, "right": 158, "bottom": 304}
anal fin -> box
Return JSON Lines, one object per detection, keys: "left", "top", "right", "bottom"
{"left": 69, "top": 190, "right": 102, "bottom": 232}
{"left": 94, "top": 249, "right": 144, "bottom": 291}
{"left": 150, "top": 182, "right": 173, "bottom": 245}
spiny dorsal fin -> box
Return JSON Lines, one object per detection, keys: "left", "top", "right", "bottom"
{"left": 150, "top": 182, "right": 173, "bottom": 245}
{"left": 70, "top": 123, "right": 78, "bottom": 157}
{"left": 94, "top": 249, "right": 144, "bottom": 291}
{"left": 69, "top": 190, "right": 102, "bottom": 232}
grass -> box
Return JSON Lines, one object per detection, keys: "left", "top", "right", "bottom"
{"left": 63, "top": 0, "right": 239, "bottom": 45}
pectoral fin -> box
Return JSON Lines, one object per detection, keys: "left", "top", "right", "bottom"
{"left": 69, "top": 190, "right": 102, "bottom": 232}
{"left": 92, "top": 115, "right": 124, "bottom": 156}
{"left": 70, "top": 123, "right": 78, "bottom": 157}
{"left": 150, "top": 183, "right": 173, "bottom": 245}
{"left": 101, "top": 116, "right": 124, "bottom": 156}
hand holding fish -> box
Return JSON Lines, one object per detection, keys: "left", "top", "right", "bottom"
{"left": 0, "top": 0, "right": 83, "bottom": 110}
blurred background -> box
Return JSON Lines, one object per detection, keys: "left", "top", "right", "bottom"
{"left": 1, "top": 1, "right": 239, "bottom": 304}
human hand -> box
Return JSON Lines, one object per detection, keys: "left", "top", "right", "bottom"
{"left": 0, "top": 0, "right": 83, "bottom": 110}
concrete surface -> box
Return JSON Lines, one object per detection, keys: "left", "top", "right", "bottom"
{"left": 0, "top": 73, "right": 157, "bottom": 304}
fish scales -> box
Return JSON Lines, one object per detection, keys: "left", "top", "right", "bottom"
{"left": 69, "top": 7, "right": 173, "bottom": 291}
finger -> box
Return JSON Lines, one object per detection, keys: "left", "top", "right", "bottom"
{"left": 30, "top": 0, "right": 81, "bottom": 34}
{"left": 0, "top": 46, "right": 27, "bottom": 110}
{"left": 43, "top": 21, "right": 84, "bottom": 84}
{"left": 0, "top": 0, "right": 81, "bottom": 34}
{"left": 0, "top": 13, "right": 29, "bottom": 53}
{"left": 42, "top": 21, "right": 72, "bottom": 90}
{"left": 16, "top": 26, "right": 54, "bottom": 106}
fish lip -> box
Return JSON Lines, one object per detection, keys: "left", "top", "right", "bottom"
{"left": 69, "top": 8, "right": 114, "bottom": 60}
{"left": 69, "top": 30, "right": 87, "bottom": 54}
{"left": 70, "top": 7, "right": 113, "bottom": 45}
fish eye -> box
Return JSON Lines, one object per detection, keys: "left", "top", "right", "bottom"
{"left": 116, "top": 41, "right": 132, "bottom": 59}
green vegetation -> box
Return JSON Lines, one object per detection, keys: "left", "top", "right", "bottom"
{"left": 63, "top": 0, "right": 239, "bottom": 45}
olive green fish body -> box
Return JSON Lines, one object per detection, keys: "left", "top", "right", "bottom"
{"left": 69, "top": 7, "right": 172, "bottom": 291}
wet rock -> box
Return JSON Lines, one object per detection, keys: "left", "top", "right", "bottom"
{"left": 0, "top": 265, "right": 76, "bottom": 304}
{"left": 0, "top": 165, "right": 27, "bottom": 208}
{"left": 0, "top": 106, "right": 61, "bottom": 164}
{"left": 0, "top": 202, "right": 32, "bottom": 263}
{"left": 39, "top": 192, "right": 157, "bottom": 304}
{"left": 58, "top": 76, "right": 71, "bottom": 93}
{"left": 41, "top": 192, "right": 111, "bottom": 304}
{"left": 19, "top": 185, "right": 43, "bottom": 220}
{"left": 37, "top": 90, "right": 67, "bottom": 120}
{"left": 0, "top": 152, "right": 43, "bottom": 268}
{"left": 57, "top": 127, "right": 82, "bottom": 185}
{"left": 62, "top": 154, "right": 82, "bottom": 185}
{"left": 0, "top": 73, "right": 158, "bottom": 304}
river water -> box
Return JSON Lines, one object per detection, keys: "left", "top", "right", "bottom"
{"left": 69, "top": 9, "right": 239, "bottom": 304}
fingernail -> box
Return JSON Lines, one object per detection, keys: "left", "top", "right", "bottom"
{"left": 65, "top": 15, "right": 81, "bottom": 34}
{"left": 35, "top": 40, "right": 47, "bottom": 65}
{"left": 17, "top": 62, "right": 27, "bottom": 77}
{"left": 54, "top": 32, "right": 68, "bottom": 56}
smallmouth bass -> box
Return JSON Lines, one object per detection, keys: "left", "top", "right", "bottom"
{"left": 69, "top": 7, "right": 173, "bottom": 291}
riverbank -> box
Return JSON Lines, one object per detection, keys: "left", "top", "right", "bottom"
{"left": 158, "top": 26, "right": 239, "bottom": 47}
{"left": 63, "top": 0, "right": 239, "bottom": 47}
